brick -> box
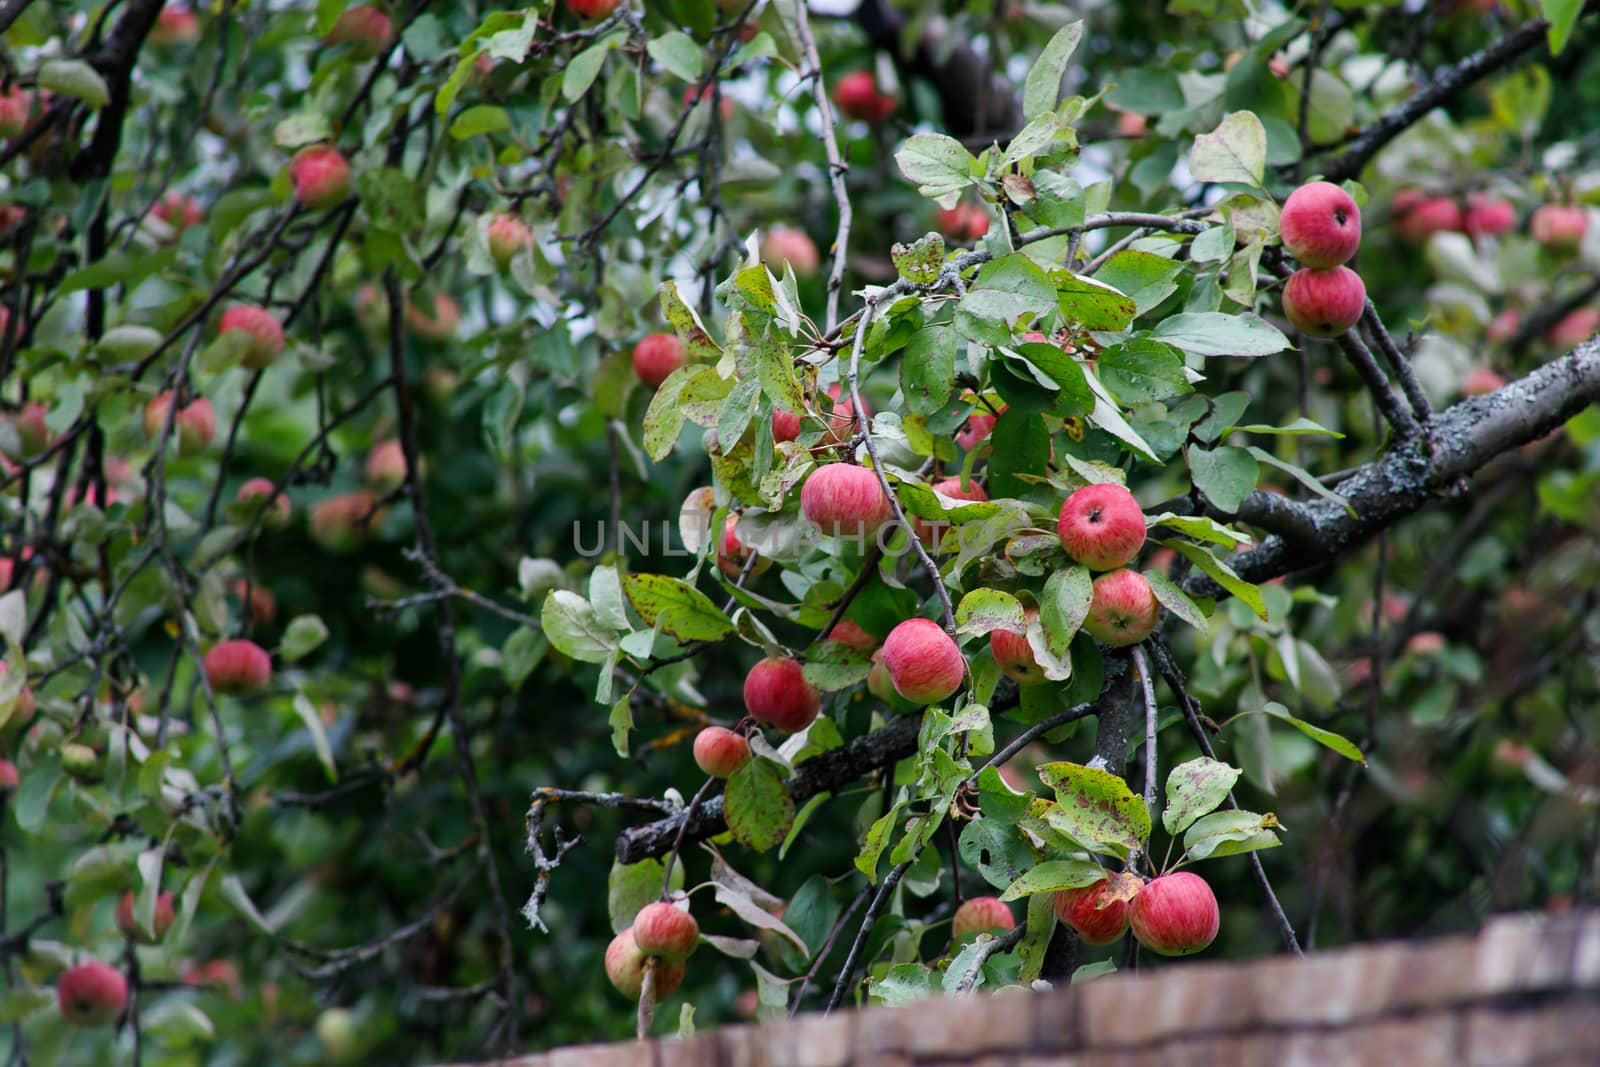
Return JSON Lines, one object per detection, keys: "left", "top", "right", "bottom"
{"left": 545, "top": 1041, "right": 647, "bottom": 1067}
{"left": 759, "top": 1012, "right": 855, "bottom": 1067}
{"left": 1464, "top": 998, "right": 1600, "bottom": 1067}
{"left": 1076, "top": 959, "right": 1256, "bottom": 1046}
{"left": 655, "top": 1033, "right": 726, "bottom": 1067}
{"left": 897, "top": 987, "right": 1036, "bottom": 1055}
{"left": 1027, "top": 982, "right": 1080, "bottom": 1051}
{"left": 1475, "top": 913, "right": 1586, "bottom": 996}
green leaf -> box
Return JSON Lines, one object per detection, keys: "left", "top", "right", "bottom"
{"left": 1186, "top": 444, "right": 1259, "bottom": 513}
{"left": 1162, "top": 539, "right": 1267, "bottom": 620}
{"left": 609, "top": 693, "right": 632, "bottom": 758}
{"left": 1092, "top": 251, "right": 1184, "bottom": 316}
{"left": 280, "top": 615, "right": 329, "bottom": 662}
{"left": 1145, "top": 571, "right": 1208, "bottom": 633}
{"left": 59, "top": 247, "right": 178, "bottom": 295}
{"left": 291, "top": 692, "right": 338, "bottom": 783}
{"left": 895, "top": 133, "right": 976, "bottom": 203}
{"left": 1161, "top": 757, "right": 1241, "bottom": 836}
{"left": 541, "top": 590, "right": 619, "bottom": 664}
{"left": 1097, "top": 341, "right": 1191, "bottom": 404}
{"left": 1287, "top": 70, "right": 1354, "bottom": 145}
{"left": 891, "top": 233, "right": 946, "bottom": 286}
{"left": 642, "top": 365, "right": 693, "bottom": 460}
{"left": 272, "top": 112, "right": 333, "bottom": 148}
{"left": 622, "top": 574, "right": 734, "bottom": 643}
{"left": 725, "top": 759, "right": 795, "bottom": 853}
{"left": 647, "top": 32, "right": 702, "bottom": 82}
{"left": 998, "top": 858, "right": 1107, "bottom": 900}
{"left": 607, "top": 858, "right": 682, "bottom": 933}
{"left": 1226, "top": 417, "right": 1342, "bottom": 438}
{"left": 1037, "top": 761, "right": 1151, "bottom": 857}
{"left": 1245, "top": 446, "right": 1354, "bottom": 516}
{"left": 1039, "top": 566, "right": 1092, "bottom": 659}
{"left": 219, "top": 874, "right": 275, "bottom": 934}
{"left": 1182, "top": 808, "right": 1281, "bottom": 861}
{"left": 1189, "top": 110, "right": 1266, "bottom": 187}
{"left": 1054, "top": 273, "right": 1136, "bottom": 332}
{"left": 959, "top": 816, "right": 1038, "bottom": 891}
{"left": 1023, "top": 22, "right": 1084, "bottom": 119}
{"left": 143, "top": 1001, "right": 215, "bottom": 1045}
{"left": 955, "top": 588, "right": 1026, "bottom": 638}
{"left": 502, "top": 625, "right": 545, "bottom": 691}
{"left": 449, "top": 104, "right": 510, "bottom": 139}
{"left": 1262, "top": 702, "right": 1365, "bottom": 763}
{"left": 956, "top": 255, "right": 1057, "bottom": 341}
{"left": 37, "top": 59, "right": 109, "bottom": 109}
{"left": 1150, "top": 313, "right": 1290, "bottom": 357}
{"left": 1147, "top": 512, "right": 1253, "bottom": 549}
{"left": 901, "top": 327, "right": 957, "bottom": 416}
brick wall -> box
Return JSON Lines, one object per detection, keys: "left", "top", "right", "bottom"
{"left": 446, "top": 911, "right": 1600, "bottom": 1067}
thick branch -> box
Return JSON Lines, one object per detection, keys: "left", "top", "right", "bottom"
{"left": 1185, "top": 340, "right": 1600, "bottom": 597}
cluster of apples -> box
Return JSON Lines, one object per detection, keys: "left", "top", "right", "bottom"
{"left": 1393, "top": 188, "right": 1588, "bottom": 252}
{"left": 1056, "top": 870, "right": 1220, "bottom": 956}
{"left": 1278, "top": 181, "right": 1367, "bottom": 338}
{"left": 605, "top": 901, "right": 700, "bottom": 999}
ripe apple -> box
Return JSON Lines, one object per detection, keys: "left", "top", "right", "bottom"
{"left": 237, "top": 477, "right": 291, "bottom": 527}
{"left": 57, "top": 961, "right": 127, "bottom": 1026}
{"left": 116, "top": 890, "right": 177, "bottom": 943}
{"left": 144, "top": 393, "right": 216, "bottom": 456}
{"left": 150, "top": 4, "right": 201, "bottom": 47}
{"left": 1115, "top": 111, "right": 1149, "bottom": 137}
{"left": 7, "top": 401, "right": 51, "bottom": 458}
{"left": 1282, "top": 265, "right": 1366, "bottom": 337}
{"left": 824, "top": 619, "right": 877, "bottom": 652}
{"left": 567, "top": 0, "right": 621, "bottom": 19}
{"left": 325, "top": 4, "right": 394, "bottom": 58}
{"left": 1461, "top": 366, "right": 1506, "bottom": 397}
{"left": 717, "top": 514, "right": 770, "bottom": 579}
{"left": 832, "top": 71, "right": 897, "bottom": 124}
{"left": 218, "top": 305, "right": 285, "bottom": 369}
{"left": 310, "top": 491, "right": 378, "bottom": 552}
{"left": 1128, "top": 871, "right": 1219, "bottom": 956}
{"left": 633, "top": 333, "right": 684, "bottom": 389}
{"left": 760, "top": 226, "right": 820, "bottom": 278}
{"left": 151, "top": 190, "right": 204, "bottom": 235}
{"left": 743, "top": 656, "right": 821, "bottom": 732}
{"left": 0, "top": 87, "right": 31, "bottom": 139}
{"left": 881, "top": 617, "right": 965, "bottom": 704}
{"left": 404, "top": 291, "right": 460, "bottom": 340}
{"left": 936, "top": 202, "right": 990, "bottom": 242}
{"left": 1485, "top": 308, "right": 1521, "bottom": 344}
{"left": 916, "top": 475, "right": 987, "bottom": 548}
{"left": 951, "top": 896, "right": 1014, "bottom": 939}
{"left": 605, "top": 928, "right": 686, "bottom": 999}
{"left": 1395, "top": 196, "right": 1463, "bottom": 244}
{"left": 956, "top": 403, "right": 1003, "bottom": 450}
{"left": 819, "top": 382, "right": 869, "bottom": 445}
{"left": 1279, "top": 181, "right": 1361, "bottom": 268}
{"left": 800, "top": 463, "right": 893, "bottom": 538}
{"left": 771, "top": 408, "right": 802, "bottom": 442}
{"left": 484, "top": 212, "right": 531, "bottom": 270}
{"left": 364, "top": 440, "right": 409, "bottom": 492}
{"left": 1530, "top": 204, "right": 1588, "bottom": 252}
{"left": 693, "top": 726, "right": 749, "bottom": 779}
{"left": 1463, "top": 194, "right": 1516, "bottom": 239}
{"left": 1084, "top": 569, "right": 1160, "bottom": 647}
{"left": 1057, "top": 482, "right": 1146, "bottom": 570}
{"left": 990, "top": 607, "right": 1043, "bottom": 685}
{"left": 231, "top": 578, "right": 277, "bottom": 625}
{"left": 682, "top": 84, "right": 736, "bottom": 120}
{"left": 288, "top": 144, "right": 352, "bottom": 211}
{"left": 632, "top": 901, "right": 699, "bottom": 962}
{"left": 1055, "top": 877, "right": 1133, "bottom": 945}
{"left": 0, "top": 759, "right": 16, "bottom": 791}
{"left": 203, "top": 639, "right": 272, "bottom": 694}
{"left": 1547, "top": 308, "right": 1600, "bottom": 349}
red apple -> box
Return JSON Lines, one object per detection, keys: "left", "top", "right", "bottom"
{"left": 150, "top": 5, "right": 201, "bottom": 47}
{"left": 1055, "top": 876, "right": 1134, "bottom": 946}
{"left": 1115, "top": 111, "right": 1148, "bottom": 137}
{"left": 824, "top": 619, "right": 877, "bottom": 652}
{"left": 404, "top": 292, "right": 460, "bottom": 340}
{"left": 956, "top": 405, "right": 1002, "bottom": 450}
{"left": 1395, "top": 196, "right": 1463, "bottom": 244}
{"left": 772, "top": 408, "right": 802, "bottom": 443}
{"left": 1279, "top": 181, "right": 1361, "bottom": 268}
{"left": 881, "top": 617, "right": 965, "bottom": 704}
{"left": 218, "top": 305, "right": 285, "bottom": 369}
{"left": 1084, "top": 569, "right": 1160, "bottom": 647}
{"left": 485, "top": 212, "right": 531, "bottom": 270}
{"left": 832, "top": 71, "right": 897, "bottom": 124}
{"left": 1282, "top": 265, "right": 1366, "bottom": 337}
{"left": 364, "top": 440, "right": 409, "bottom": 492}
{"left": 116, "top": 890, "right": 177, "bottom": 943}
{"left": 0, "top": 759, "right": 16, "bottom": 792}
{"left": 310, "top": 491, "right": 379, "bottom": 552}
{"left": 819, "top": 382, "right": 869, "bottom": 446}
{"left": 1486, "top": 309, "right": 1521, "bottom": 345}
{"left": 0, "top": 87, "right": 30, "bottom": 139}
{"left": 288, "top": 144, "right": 351, "bottom": 211}
{"left": 760, "top": 226, "right": 820, "bottom": 278}
{"left": 237, "top": 478, "right": 291, "bottom": 527}
{"left": 605, "top": 928, "right": 685, "bottom": 999}
{"left": 325, "top": 4, "right": 394, "bottom": 58}
{"left": 567, "top": 0, "right": 621, "bottom": 19}
{"left": 1057, "top": 482, "right": 1146, "bottom": 570}
{"left": 1461, "top": 366, "right": 1506, "bottom": 397}
{"left": 57, "top": 961, "right": 127, "bottom": 1026}
{"left": 989, "top": 607, "right": 1043, "bottom": 685}
{"left": 717, "top": 514, "right": 770, "bottom": 579}
{"left": 203, "top": 639, "right": 272, "bottom": 694}
{"left": 631, "top": 902, "right": 699, "bottom": 962}
{"left": 743, "top": 656, "right": 820, "bottom": 732}
{"left": 800, "top": 463, "right": 892, "bottom": 538}
{"left": 231, "top": 578, "right": 277, "bottom": 625}
{"left": 151, "top": 190, "right": 204, "bottom": 235}
{"left": 1463, "top": 194, "right": 1516, "bottom": 239}
{"left": 916, "top": 475, "right": 987, "bottom": 548}
{"left": 7, "top": 401, "right": 51, "bottom": 458}
{"left": 144, "top": 393, "right": 216, "bottom": 455}
{"left": 693, "top": 726, "right": 748, "bottom": 779}
{"left": 1128, "top": 871, "right": 1219, "bottom": 956}
{"left": 951, "top": 896, "right": 1014, "bottom": 939}
{"left": 1547, "top": 308, "right": 1600, "bottom": 349}
{"left": 1530, "top": 204, "right": 1588, "bottom": 252}
{"left": 633, "top": 333, "right": 684, "bottom": 389}
{"left": 936, "top": 201, "right": 989, "bottom": 242}
{"left": 682, "top": 84, "right": 735, "bottom": 120}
